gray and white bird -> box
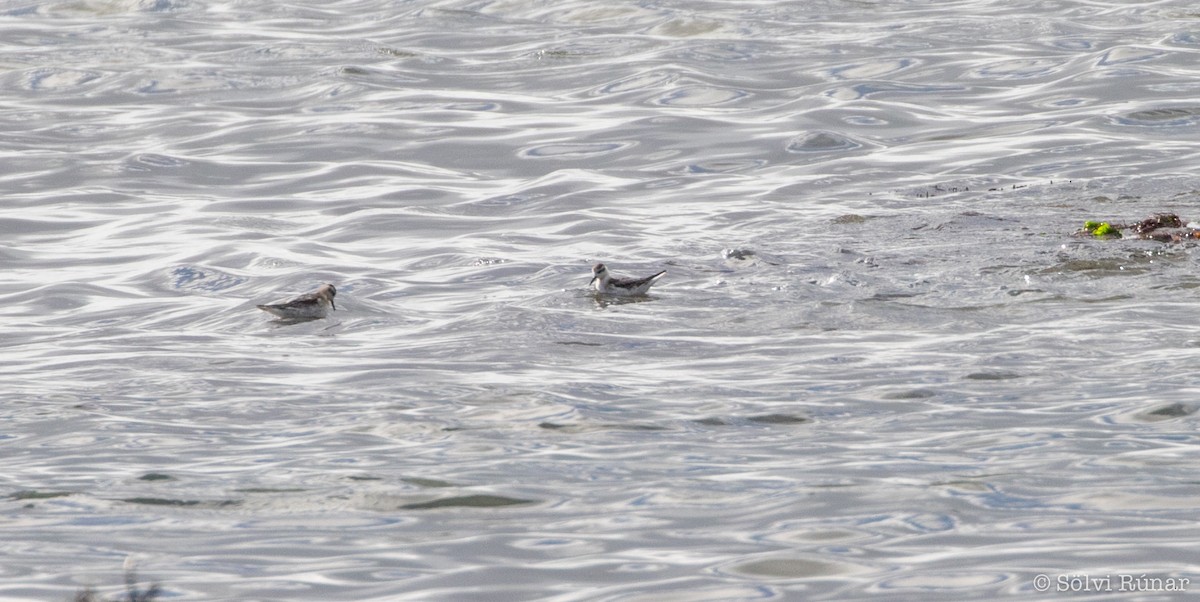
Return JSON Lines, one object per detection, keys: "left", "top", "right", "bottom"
{"left": 256, "top": 283, "right": 337, "bottom": 319}
{"left": 589, "top": 263, "right": 665, "bottom": 296}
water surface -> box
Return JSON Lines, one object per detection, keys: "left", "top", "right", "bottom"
{"left": 3, "top": 1, "right": 1200, "bottom": 600}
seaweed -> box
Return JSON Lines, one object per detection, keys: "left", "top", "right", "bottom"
{"left": 1079, "top": 213, "right": 1199, "bottom": 241}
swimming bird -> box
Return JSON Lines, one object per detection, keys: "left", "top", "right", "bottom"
{"left": 589, "top": 263, "right": 665, "bottom": 296}
{"left": 256, "top": 283, "right": 337, "bottom": 319}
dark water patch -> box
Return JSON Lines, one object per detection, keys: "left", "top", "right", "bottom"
{"left": 401, "top": 495, "right": 535, "bottom": 510}
{"left": 1136, "top": 403, "right": 1196, "bottom": 421}
{"left": 746, "top": 414, "right": 810, "bottom": 425}
{"left": 10, "top": 490, "right": 72, "bottom": 500}
{"left": 402, "top": 477, "right": 456, "bottom": 488}
{"left": 866, "top": 292, "right": 920, "bottom": 301}
{"left": 691, "top": 414, "right": 810, "bottom": 426}
{"left": 964, "top": 372, "right": 1021, "bottom": 381}
{"left": 726, "top": 557, "right": 867, "bottom": 579}
{"left": 539, "top": 422, "right": 669, "bottom": 433}
{"left": 122, "top": 498, "right": 201, "bottom": 507}
{"left": 120, "top": 498, "right": 239, "bottom": 508}
{"left": 1005, "top": 288, "right": 1046, "bottom": 296}
{"left": 1146, "top": 277, "right": 1200, "bottom": 292}
{"left": 138, "top": 473, "right": 174, "bottom": 482}
{"left": 1114, "top": 107, "right": 1200, "bottom": 127}
{"left": 338, "top": 65, "right": 379, "bottom": 77}
{"left": 882, "top": 388, "right": 938, "bottom": 400}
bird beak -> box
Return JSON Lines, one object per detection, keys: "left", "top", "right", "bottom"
{"left": 589, "top": 276, "right": 597, "bottom": 286}
{"left": 331, "top": 299, "right": 337, "bottom": 311}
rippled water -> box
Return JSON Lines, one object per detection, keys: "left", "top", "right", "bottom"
{"left": 4, "top": 1, "right": 1200, "bottom": 600}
